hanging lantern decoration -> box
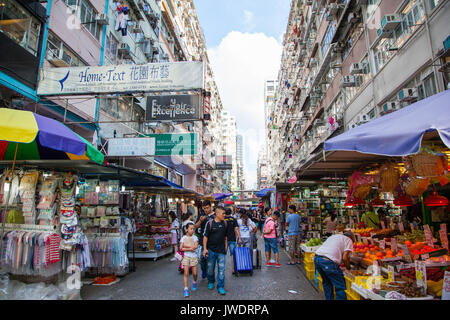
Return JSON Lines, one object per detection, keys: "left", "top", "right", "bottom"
{"left": 370, "top": 196, "right": 386, "bottom": 207}
{"left": 353, "top": 197, "right": 366, "bottom": 205}
{"left": 393, "top": 195, "right": 413, "bottom": 207}
{"left": 344, "top": 197, "right": 355, "bottom": 207}
{"left": 424, "top": 190, "right": 449, "bottom": 207}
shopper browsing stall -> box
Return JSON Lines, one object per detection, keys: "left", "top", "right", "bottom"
{"left": 262, "top": 208, "right": 281, "bottom": 268}
{"left": 323, "top": 211, "right": 338, "bottom": 237}
{"left": 180, "top": 222, "right": 199, "bottom": 298}
{"left": 286, "top": 205, "right": 301, "bottom": 265}
{"left": 203, "top": 206, "right": 228, "bottom": 295}
{"left": 314, "top": 231, "right": 355, "bottom": 300}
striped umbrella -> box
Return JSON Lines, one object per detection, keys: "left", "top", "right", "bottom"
{"left": 0, "top": 108, "right": 104, "bottom": 165}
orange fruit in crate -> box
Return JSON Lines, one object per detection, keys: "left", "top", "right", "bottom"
{"left": 376, "top": 252, "right": 383, "bottom": 258}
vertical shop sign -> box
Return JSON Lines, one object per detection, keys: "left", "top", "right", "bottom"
{"left": 423, "top": 225, "right": 434, "bottom": 247}
{"left": 415, "top": 260, "right": 427, "bottom": 291}
{"left": 442, "top": 271, "right": 450, "bottom": 300}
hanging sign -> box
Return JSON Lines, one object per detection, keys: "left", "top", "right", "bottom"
{"left": 415, "top": 260, "right": 427, "bottom": 291}
{"left": 398, "top": 222, "right": 404, "bottom": 232}
{"left": 108, "top": 137, "right": 155, "bottom": 156}
{"left": 388, "top": 265, "right": 395, "bottom": 282}
{"left": 423, "top": 225, "right": 434, "bottom": 247}
{"left": 443, "top": 271, "right": 450, "bottom": 300}
{"left": 146, "top": 94, "right": 202, "bottom": 121}
{"left": 37, "top": 61, "right": 205, "bottom": 95}
{"left": 379, "top": 239, "right": 386, "bottom": 250}
{"left": 391, "top": 237, "right": 398, "bottom": 253}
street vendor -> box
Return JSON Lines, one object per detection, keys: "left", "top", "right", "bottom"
{"left": 313, "top": 231, "right": 355, "bottom": 300}
{"left": 361, "top": 206, "right": 380, "bottom": 229}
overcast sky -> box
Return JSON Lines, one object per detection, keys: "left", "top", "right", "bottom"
{"left": 194, "top": 0, "right": 290, "bottom": 189}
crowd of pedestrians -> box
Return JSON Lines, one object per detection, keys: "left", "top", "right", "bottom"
{"left": 169, "top": 200, "right": 290, "bottom": 297}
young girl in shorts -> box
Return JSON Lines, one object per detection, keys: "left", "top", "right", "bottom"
{"left": 180, "top": 222, "right": 199, "bottom": 297}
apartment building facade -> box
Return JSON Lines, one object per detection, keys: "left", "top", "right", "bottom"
{"left": 267, "top": 0, "right": 450, "bottom": 185}
{"left": 1, "top": 0, "right": 229, "bottom": 195}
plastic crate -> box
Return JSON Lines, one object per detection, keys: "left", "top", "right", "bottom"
{"left": 305, "top": 266, "right": 315, "bottom": 280}
{"left": 345, "top": 289, "right": 360, "bottom": 300}
{"left": 304, "top": 252, "right": 315, "bottom": 262}
{"left": 303, "top": 259, "right": 314, "bottom": 270}
{"left": 344, "top": 275, "right": 353, "bottom": 290}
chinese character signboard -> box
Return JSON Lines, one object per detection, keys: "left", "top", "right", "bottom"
{"left": 37, "top": 62, "right": 204, "bottom": 95}
{"left": 108, "top": 137, "right": 155, "bottom": 156}
{"left": 147, "top": 133, "right": 198, "bottom": 156}
{"left": 146, "top": 94, "right": 202, "bottom": 121}
{"left": 215, "top": 155, "right": 233, "bottom": 170}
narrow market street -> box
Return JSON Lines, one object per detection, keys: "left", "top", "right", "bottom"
{"left": 81, "top": 236, "right": 323, "bottom": 300}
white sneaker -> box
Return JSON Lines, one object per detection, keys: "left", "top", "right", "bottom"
{"left": 170, "top": 257, "right": 177, "bottom": 261}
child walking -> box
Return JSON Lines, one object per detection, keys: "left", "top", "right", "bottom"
{"left": 180, "top": 222, "right": 199, "bottom": 297}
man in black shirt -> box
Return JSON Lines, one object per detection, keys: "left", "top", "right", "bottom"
{"left": 194, "top": 200, "right": 215, "bottom": 278}
{"left": 203, "top": 205, "right": 228, "bottom": 295}
{"left": 224, "top": 208, "right": 241, "bottom": 275}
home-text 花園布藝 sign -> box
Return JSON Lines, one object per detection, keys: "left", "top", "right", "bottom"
{"left": 146, "top": 95, "right": 202, "bottom": 121}
{"left": 37, "top": 62, "right": 204, "bottom": 95}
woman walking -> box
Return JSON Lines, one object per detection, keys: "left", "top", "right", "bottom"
{"left": 237, "top": 210, "right": 257, "bottom": 248}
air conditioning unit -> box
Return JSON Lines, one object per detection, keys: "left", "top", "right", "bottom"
{"left": 328, "top": 3, "right": 339, "bottom": 16}
{"left": 377, "top": 27, "right": 394, "bottom": 39}
{"left": 95, "top": 13, "right": 108, "bottom": 25}
{"left": 381, "top": 14, "right": 402, "bottom": 31}
{"left": 48, "top": 51, "right": 72, "bottom": 67}
{"left": 380, "top": 101, "right": 397, "bottom": 115}
{"left": 118, "top": 43, "right": 131, "bottom": 58}
{"left": 398, "top": 88, "right": 418, "bottom": 102}
{"left": 356, "top": 114, "right": 368, "bottom": 124}
{"left": 348, "top": 12, "right": 360, "bottom": 24}
{"left": 340, "top": 75, "right": 356, "bottom": 87}
{"left": 349, "top": 63, "right": 364, "bottom": 75}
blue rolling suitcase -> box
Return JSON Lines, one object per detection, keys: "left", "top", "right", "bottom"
{"left": 233, "top": 245, "right": 253, "bottom": 276}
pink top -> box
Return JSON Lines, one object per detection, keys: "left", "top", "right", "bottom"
{"left": 263, "top": 218, "right": 276, "bottom": 239}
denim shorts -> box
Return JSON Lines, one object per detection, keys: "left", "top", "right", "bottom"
{"left": 228, "top": 241, "right": 236, "bottom": 256}
{"left": 264, "top": 237, "right": 278, "bottom": 254}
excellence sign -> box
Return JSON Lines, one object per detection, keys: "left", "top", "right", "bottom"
{"left": 37, "top": 61, "right": 204, "bottom": 95}
{"left": 146, "top": 94, "right": 202, "bottom": 121}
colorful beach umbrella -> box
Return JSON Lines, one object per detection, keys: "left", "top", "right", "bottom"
{"left": 0, "top": 108, "right": 104, "bottom": 165}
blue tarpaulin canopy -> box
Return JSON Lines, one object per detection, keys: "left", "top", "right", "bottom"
{"left": 324, "top": 90, "right": 450, "bottom": 156}
{"left": 256, "top": 188, "right": 274, "bottom": 198}
{"left": 212, "top": 193, "right": 233, "bottom": 200}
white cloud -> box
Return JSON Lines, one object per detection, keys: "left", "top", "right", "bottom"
{"left": 208, "top": 31, "right": 282, "bottom": 189}
{"left": 243, "top": 10, "right": 255, "bottom": 31}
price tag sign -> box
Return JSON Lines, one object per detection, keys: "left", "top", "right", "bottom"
{"left": 398, "top": 222, "right": 404, "bottom": 232}
{"left": 388, "top": 265, "right": 395, "bottom": 282}
{"left": 381, "top": 221, "right": 386, "bottom": 230}
{"left": 440, "top": 229, "right": 449, "bottom": 251}
{"left": 441, "top": 223, "right": 448, "bottom": 234}
{"left": 410, "top": 223, "right": 415, "bottom": 231}
{"left": 421, "top": 253, "right": 430, "bottom": 261}
{"left": 391, "top": 237, "right": 398, "bottom": 253}
{"left": 424, "top": 225, "right": 434, "bottom": 247}
{"left": 415, "top": 260, "right": 427, "bottom": 291}
{"left": 399, "top": 244, "right": 410, "bottom": 256}
{"left": 443, "top": 271, "right": 450, "bottom": 300}
{"left": 379, "top": 239, "right": 386, "bottom": 250}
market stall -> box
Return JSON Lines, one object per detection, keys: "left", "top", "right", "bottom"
{"left": 298, "top": 90, "right": 450, "bottom": 300}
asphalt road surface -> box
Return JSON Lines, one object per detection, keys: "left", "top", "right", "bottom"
{"left": 81, "top": 236, "right": 324, "bottom": 300}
